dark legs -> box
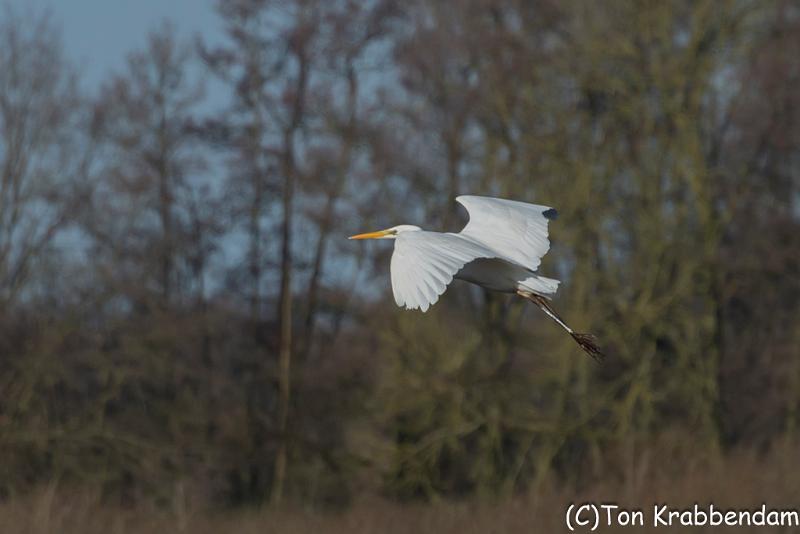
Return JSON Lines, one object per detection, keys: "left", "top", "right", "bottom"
{"left": 517, "top": 290, "right": 605, "bottom": 362}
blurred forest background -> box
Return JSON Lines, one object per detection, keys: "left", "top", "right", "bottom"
{"left": 1, "top": 0, "right": 799, "bottom": 532}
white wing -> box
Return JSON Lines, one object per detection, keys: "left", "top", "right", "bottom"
{"left": 456, "top": 195, "right": 556, "bottom": 271}
{"left": 390, "top": 231, "right": 495, "bottom": 312}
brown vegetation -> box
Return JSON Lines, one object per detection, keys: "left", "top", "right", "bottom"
{"left": 1, "top": 440, "right": 799, "bottom": 533}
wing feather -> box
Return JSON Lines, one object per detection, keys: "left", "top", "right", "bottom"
{"left": 390, "top": 231, "right": 495, "bottom": 312}
{"left": 388, "top": 196, "right": 558, "bottom": 312}
{"left": 456, "top": 195, "right": 556, "bottom": 271}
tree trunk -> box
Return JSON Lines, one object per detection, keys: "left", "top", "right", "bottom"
{"left": 303, "top": 61, "right": 358, "bottom": 361}
{"left": 272, "top": 47, "right": 308, "bottom": 505}
{"left": 272, "top": 150, "right": 293, "bottom": 505}
{"left": 158, "top": 163, "right": 172, "bottom": 304}
{"left": 248, "top": 176, "right": 263, "bottom": 325}
{"left": 157, "top": 94, "right": 173, "bottom": 305}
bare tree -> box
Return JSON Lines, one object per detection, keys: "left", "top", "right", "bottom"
{"left": 0, "top": 9, "right": 89, "bottom": 310}
{"left": 299, "top": 0, "right": 396, "bottom": 380}
{"left": 202, "top": 0, "right": 319, "bottom": 504}
{"left": 89, "top": 22, "right": 207, "bottom": 308}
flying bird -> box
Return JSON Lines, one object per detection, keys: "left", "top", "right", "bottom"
{"left": 349, "top": 195, "right": 604, "bottom": 361}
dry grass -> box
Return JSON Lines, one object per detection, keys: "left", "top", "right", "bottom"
{"left": 2, "top": 443, "right": 798, "bottom": 534}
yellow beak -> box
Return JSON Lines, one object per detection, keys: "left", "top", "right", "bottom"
{"left": 348, "top": 229, "right": 391, "bottom": 240}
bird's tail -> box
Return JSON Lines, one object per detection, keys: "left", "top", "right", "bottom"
{"left": 518, "top": 275, "right": 560, "bottom": 297}
{"left": 517, "top": 290, "right": 605, "bottom": 362}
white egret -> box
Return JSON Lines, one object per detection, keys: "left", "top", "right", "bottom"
{"left": 349, "top": 195, "right": 604, "bottom": 361}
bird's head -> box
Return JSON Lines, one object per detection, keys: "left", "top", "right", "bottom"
{"left": 348, "top": 225, "right": 421, "bottom": 240}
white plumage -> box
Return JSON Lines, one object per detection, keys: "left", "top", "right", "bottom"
{"left": 349, "top": 194, "right": 604, "bottom": 360}
{"left": 388, "top": 196, "right": 559, "bottom": 312}
{"left": 457, "top": 196, "right": 553, "bottom": 272}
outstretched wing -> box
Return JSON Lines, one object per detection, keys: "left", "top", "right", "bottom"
{"left": 456, "top": 195, "right": 556, "bottom": 271}
{"left": 390, "top": 231, "right": 495, "bottom": 312}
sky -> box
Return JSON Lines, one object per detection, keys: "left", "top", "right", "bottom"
{"left": 6, "top": 0, "right": 224, "bottom": 88}
{"left": 1, "top": 0, "right": 383, "bottom": 294}
{"left": 3, "top": 0, "right": 239, "bottom": 277}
